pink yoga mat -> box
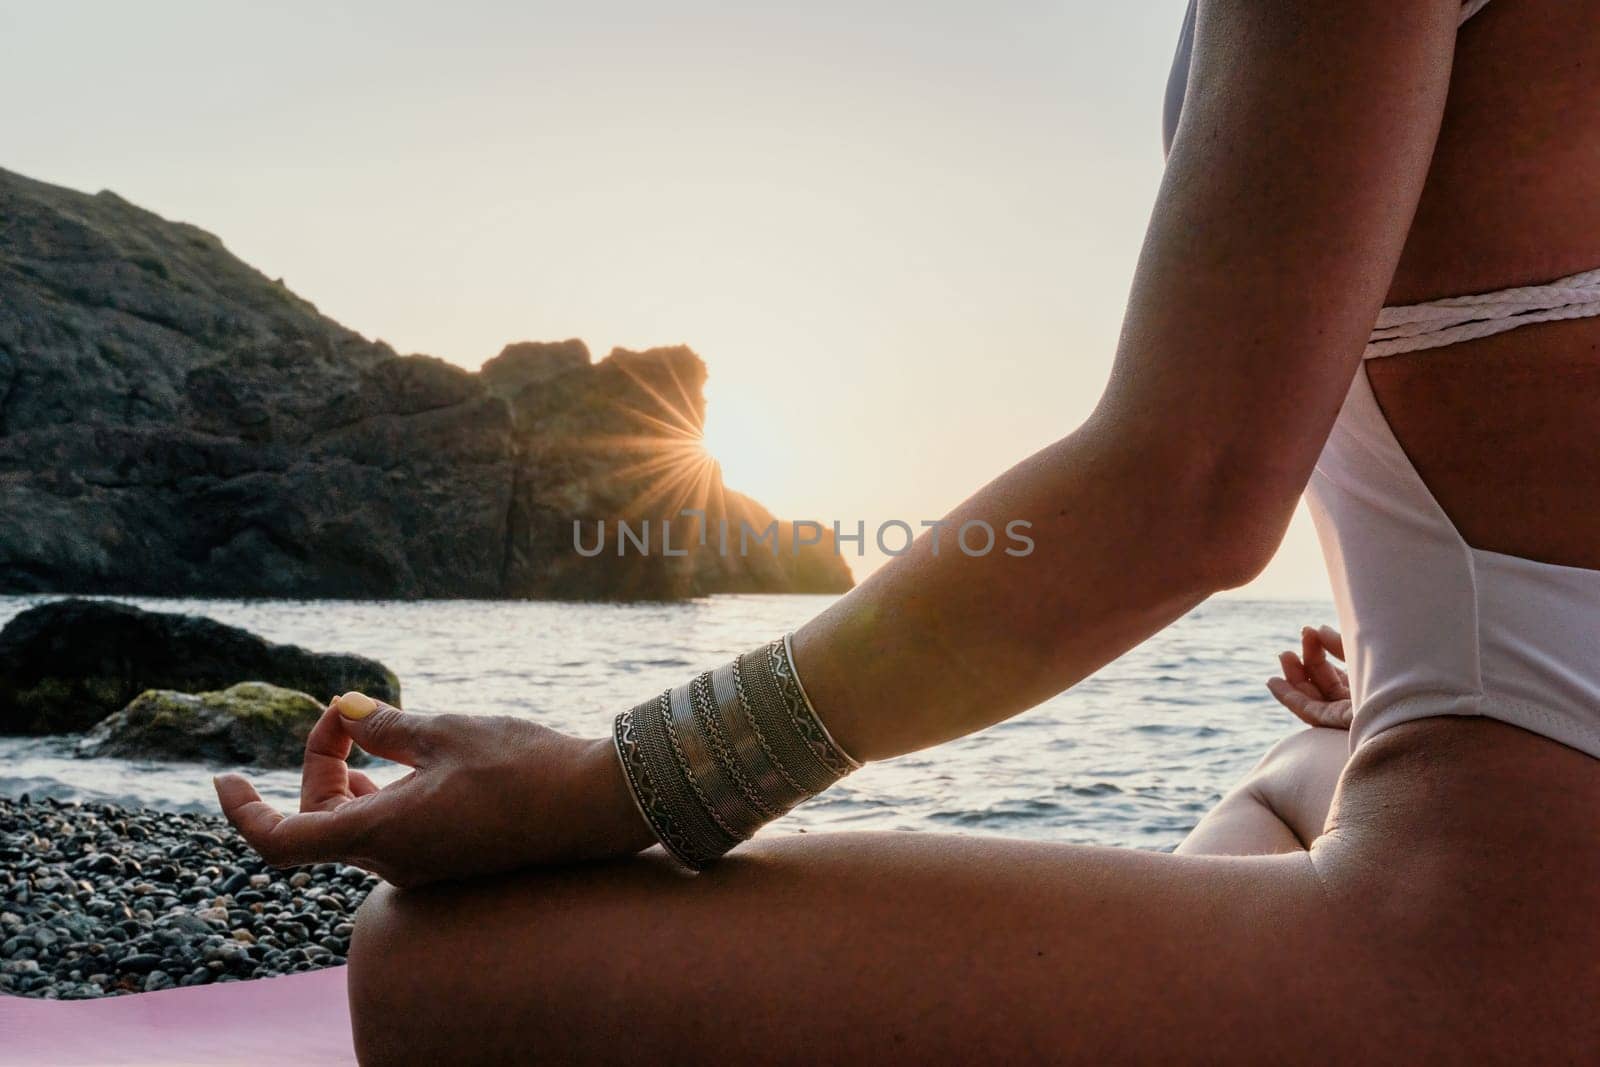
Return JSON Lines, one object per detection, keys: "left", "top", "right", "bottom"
{"left": 0, "top": 966, "right": 355, "bottom": 1066}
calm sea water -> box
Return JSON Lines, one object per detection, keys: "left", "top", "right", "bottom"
{"left": 0, "top": 594, "right": 1335, "bottom": 851}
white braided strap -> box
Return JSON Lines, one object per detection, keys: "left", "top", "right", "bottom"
{"left": 1366, "top": 268, "right": 1600, "bottom": 359}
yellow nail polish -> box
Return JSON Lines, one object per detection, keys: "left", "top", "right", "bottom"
{"left": 337, "top": 691, "right": 378, "bottom": 720}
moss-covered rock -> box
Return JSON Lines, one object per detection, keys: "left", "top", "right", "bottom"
{"left": 79, "top": 682, "right": 370, "bottom": 769}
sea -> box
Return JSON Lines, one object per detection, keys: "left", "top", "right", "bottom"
{"left": 0, "top": 594, "right": 1335, "bottom": 852}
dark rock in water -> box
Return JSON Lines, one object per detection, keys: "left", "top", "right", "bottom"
{"left": 0, "top": 599, "right": 399, "bottom": 735}
{"left": 80, "top": 682, "right": 366, "bottom": 769}
{"left": 0, "top": 167, "right": 855, "bottom": 601}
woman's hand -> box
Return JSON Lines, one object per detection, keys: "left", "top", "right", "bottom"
{"left": 1266, "top": 625, "right": 1352, "bottom": 730}
{"left": 213, "top": 694, "right": 658, "bottom": 887}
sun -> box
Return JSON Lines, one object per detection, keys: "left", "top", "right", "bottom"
{"left": 696, "top": 377, "right": 798, "bottom": 511}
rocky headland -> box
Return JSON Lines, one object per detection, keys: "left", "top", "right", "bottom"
{"left": 0, "top": 167, "right": 853, "bottom": 600}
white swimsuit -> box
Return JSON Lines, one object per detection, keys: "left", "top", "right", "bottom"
{"left": 1311, "top": 270, "right": 1600, "bottom": 757}
{"left": 1167, "top": 0, "right": 1600, "bottom": 757}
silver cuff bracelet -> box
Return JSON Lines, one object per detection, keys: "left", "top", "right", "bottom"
{"left": 612, "top": 633, "right": 860, "bottom": 870}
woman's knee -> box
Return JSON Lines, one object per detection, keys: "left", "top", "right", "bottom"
{"left": 345, "top": 866, "right": 647, "bottom": 1064}
{"left": 347, "top": 882, "right": 397, "bottom": 1063}
{"left": 348, "top": 881, "right": 446, "bottom": 1065}
{"left": 1236, "top": 727, "right": 1348, "bottom": 846}
{"left": 1253, "top": 725, "right": 1347, "bottom": 773}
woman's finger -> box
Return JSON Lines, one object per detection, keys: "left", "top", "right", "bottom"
{"left": 1279, "top": 650, "right": 1307, "bottom": 687}
{"left": 1315, "top": 625, "right": 1346, "bottom": 661}
{"left": 215, "top": 772, "right": 377, "bottom": 868}
{"left": 1301, "top": 630, "right": 1348, "bottom": 700}
{"left": 1266, "top": 680, "right": 1353, "bottom": 730}
{"left": 331, "top": 693, "right": 441, "bottom": 767}
{"left": 301, "top": 703, "right": 355, "bottom": 812}
{"left": 1278, "top": 652, "right": 1321, "bottom": 700}
{"left": 1266, "top": 677, "right": 1318, "bottom": 727}
{"left": 347, "top": 770, "right": 381, "bottom": 797}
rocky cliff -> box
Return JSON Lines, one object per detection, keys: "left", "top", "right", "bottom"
{"left": 0, "top": 168, "right": 852, "bottom": 599}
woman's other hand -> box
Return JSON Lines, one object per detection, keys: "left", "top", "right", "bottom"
{"left": 1266, "top": 625, "right": 1352, "bottom": 730}
{"left": 213, "top": 695, "right": 657, "bottom": 887}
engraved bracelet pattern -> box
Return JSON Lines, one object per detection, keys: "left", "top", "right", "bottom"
{"left": 612, "top": 633, "right": 860, "bottom": 870}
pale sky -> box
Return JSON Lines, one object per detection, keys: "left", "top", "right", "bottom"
{"left": 2, "top": 0, "right": 1331, "bottom": 599}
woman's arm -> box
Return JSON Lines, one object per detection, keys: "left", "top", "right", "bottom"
{"left": 217, "top": 2, "right": 1465, "bottom": 884}
{"left": 801, "top": 0, "right": 1462, "bottom": 761}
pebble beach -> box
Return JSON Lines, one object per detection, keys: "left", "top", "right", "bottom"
{"left": 0, "top": 794, "right": 375, "bottom": 1000}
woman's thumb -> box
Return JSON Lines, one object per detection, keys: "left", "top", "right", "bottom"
{"left": 331, "top": 691, "right": 432, "bottom": 765}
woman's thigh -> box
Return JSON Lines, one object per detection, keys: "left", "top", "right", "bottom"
{"left": 348, "top": 830, "right": 1399, "bottom": 1066}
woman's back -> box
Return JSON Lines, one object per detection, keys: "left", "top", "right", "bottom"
{"left": 1391, "top": 0, "right": 1600, "bottom": 306}
{"left": 1378, "top": 0, "right": 1600, "bottom": 570}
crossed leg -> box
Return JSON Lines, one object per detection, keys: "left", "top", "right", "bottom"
{"left": 350, "top": 832, "right": 1350, "bottom": 1064}
{"left": 345, "top": 720, "right": 1596, "bottom": 1065}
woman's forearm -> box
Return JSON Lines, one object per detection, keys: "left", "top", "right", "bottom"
{"left": 793, "top": 416, "right": 1259, "bottom": 763}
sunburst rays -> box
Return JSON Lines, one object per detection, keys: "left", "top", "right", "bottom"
{"left": 582, "top": 353, "right": 731, "bottom": 528}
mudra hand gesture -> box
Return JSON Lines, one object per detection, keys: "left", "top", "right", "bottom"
{"left": 214, "top": 694, "right": 653, "bottom": 887}
{"left": 1266, "top": 625, "right": 1353, "bottom": 730}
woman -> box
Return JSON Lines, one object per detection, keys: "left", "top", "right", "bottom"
{"left": 217, "top": 1, "right": 1600, "bottom": 1061}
